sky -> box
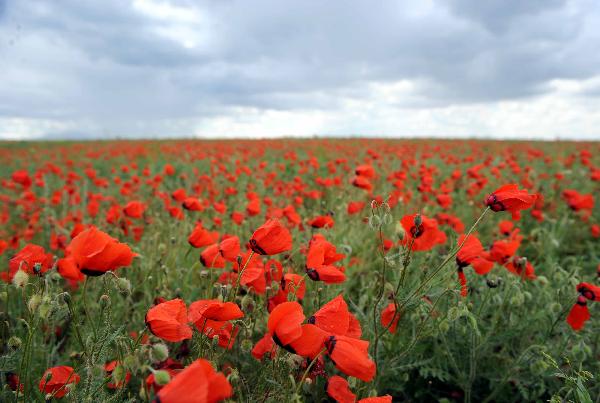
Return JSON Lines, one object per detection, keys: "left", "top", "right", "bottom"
{"left": 1, "top": 0, "right": 600, "bottom": 140}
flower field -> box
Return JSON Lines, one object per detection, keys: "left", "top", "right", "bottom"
{"left": 1, "top": 139, "right": 599, "bottom": 402}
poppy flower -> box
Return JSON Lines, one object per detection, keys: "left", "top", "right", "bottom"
{"left": 399, "top": 214, "right": 446, "bottom": 252}
{"left": 325, "top": 335, "right": 375, "bottom": 382}
{"left": 188, "top": 223, "right": 219, "bottom": 248}
{"left": 484, "top": 184, "right": 537, "bottom": 218}
{"left": 267, "top": 301, "right": 305, "bottom": 348}
{"left": 123, "top": 201, "right": 146, "bottom": 218}
{"left": 145, "top": 299, "right": 193, "bottom": 342}
{"left": 456, "top": 234, "right": 493, "bottom": 275}
{"left": 326, "top": 376, "right": 356, "bottom": 403}
{"left": 218, "top": 236, "right": 240, "bottom": 262}
{"left": 566, "top": 283, "right": 600, "bottom": 331}
{"left": 504, "top": 256, "right": 536, "bottom": 280}
{"left": 562, "top": 190, "right": 594, "bottom": 213}
{"left": 60, "top": 226, "right": 136, "bottom": 276}
{"left": 380, "top": 302, "right": 400, "bottom": 333}
{"left": 200, "top": 244, "right": 226, "bottom": 269}
{"left": 351, "top": 176, "right": 373, "bottom": 192}
{"left": 249, "top": 219, "right": 292, "bottom": 256}
{"left": 39, "top": 366, "right": 80, "bottom": 398}
{"left": 182, "top": 197, "right": 204, "bottom": 212}
{"left": 347, "top": 201, "right": 366, "bottom": 215}
{"left": 252, "top": 333, "right": 276, "bottom": 361}
{"left": 188, "top": 299, "right": 244, "bottom": 323}
{"left": 308, "top": 294, "right": 357, "bottom": 337}
{"left": 6, "top": 243, "right": 53, "bottom": 281}
{"left": 305, "top": 235, "right": 346, "bottom": 284}
{"left": 308, "top": 215, "right": 335, "bottom": 229}
{"left": 156, "top": 359, "right": 232, "bottom": 403}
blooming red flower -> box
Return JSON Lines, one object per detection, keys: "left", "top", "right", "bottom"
{"left": 305, "top": 235, "right": 346, "bottom": 283}
{"left": 249, "top": 219, "right": 292, "bottom": 256}
{"left": 188, "top": 299, "right": 244, "bottom": 323}
{"left": 105, "top": 361, "right": 131, "bottom": 389}
{"left": 39, "top": 366, "right": 80, "bottom": 398}
{"left": 326, "top": 376, "right": 356, "bottom": 403}
{"left": 59, "top": 226, "right": 136, "bottom": 276}
{"left": 188, "top": 223, "right": 219, "bottom": 248}
{"left": 400, "top": 214, "right": 446, "bottom": 251}
{"left": 325, "top": 335, "right": 375, "bottom": 382}
{"left": 5, "top": 244, "right": 53, "bottom": 281}
{"left": 267, "top": 301, "right": 305, "bottom": 348}
{"left": 123, "top": 201, "right": 146, "bottom": 218}
{"left": 156, "top": 359, "right": 232, "bottom": 403}
{"left": 145, "top": 299, "right": 193, "bottom": 342}
{"left": 566, "top": 283, "right": 600, "bottom": 331}
{"left": 380, "top": 302, "right": 400, "bottom": 333}
{"left": 485, "top": 184, "right": 537, "bottom": 218}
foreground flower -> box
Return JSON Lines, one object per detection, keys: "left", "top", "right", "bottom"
{"left": 59, "top": 226, "right": 136, "bottom": 276}
{"left": 156, "top": 359, "right": 232, "bottom": 403}
{"left": 39, "top": 366, "right": 80, "bottom": 398}
{"left": 249, "top": 219, "right": 292, "bottom": 255}
{"left": 485, "top": 184, "right": 537, "bottom": 218}
{"left": 145, "top": 299, "right": 193, "bottom": 342}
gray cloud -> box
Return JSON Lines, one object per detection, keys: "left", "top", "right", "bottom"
{"left": 0, "top": 0, "right": 599, "bottom": 138}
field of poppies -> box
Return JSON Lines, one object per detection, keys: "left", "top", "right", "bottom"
{"left": 1, "top": 139, "right": 599, "bottom": 402}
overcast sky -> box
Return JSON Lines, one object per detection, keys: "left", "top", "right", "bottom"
{"left": 1, "top": 0, "right": 600, "bottom": 140}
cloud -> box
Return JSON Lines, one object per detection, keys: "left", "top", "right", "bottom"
{"left": 0, "top": 0, "right": 599, "bottom": 139}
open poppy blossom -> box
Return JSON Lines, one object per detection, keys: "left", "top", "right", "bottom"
{"left": 188, "top": 223, "right": 219, "bottom": 248}
{"left": 59, "top": 226, "right": 136, "bottom": 276}
{"left": 267, "top": 301, "right": 305, "bottom": 348}
{"left": 145, "top": 299, "right": 193, "bottom": 342}
{"left": 39, "top": 366, "right": 80, "bottom": 398}
{"left": 567, "top": 282, "right": 600, "bottom": 331}
{"left": 249, "top": 219, "right": 292, "bottom": 255}
{"left": 325, "top": 335, "right": 376, "bottom": 382}
{"left": 485, "top": 184, "right": 537, "bottom": 218}
{"left": 305, "top": 235, "right": 346, "bottom": 284}
{"left": 399, "top": 214, "right": 446, "bottom": 251}
{"left": 123, "top": 200, "right": 146, "bottom": 218}
{"left": 5, "top": 243, "right": 54, "bottom": 281}
{"left": 188, "top": 299, "right": 244, "bottom": 323}
{"left": 156, "top": 359, "right": 232, "bottom": 403}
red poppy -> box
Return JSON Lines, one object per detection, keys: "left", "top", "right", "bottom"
{"left": 39, "top": 366, "right": 80, "bottom": 398}
{"left": 325, "top": 335, "right": 375, "bottom": 382}
{"left": 326, "top": 376, "right": 356, "bottom": 403}
{"left": 249, "top": 219, "right": 292, "bottom": 256}
{"left": 399, "top": 214, "right": 446, "bottom": 251}
{"left": 156, "top": 359, "right": 232, "bottom": 403}
{"left": 123, "top": 201, "right": 146, "bottom": 218}
{"left": 305, "top": 235, "right": 346, "bottom": 284}
{"left": 380, "top": 303, "right": 400, "bottom": 333}
{"left": 485, "top": 184, "right": 537, "bottom": 218}
{"left": 218, "top": 236, "right": 240, "bottom": 262}
{"left": 456, "top": 234, "right": 493, "bottom": 275}
{"left": 182, "top": 197, "right": 204, "bottom": 211}
{"left": 188, "top": 299, "right": 244, "bottom": 323}
{"left": 188, "top": 223, "right": 219, "bottom": 248}
{"left": 308, "top": 294, "right": 357, "bottom": 337}
{"left": 200, "top": 244, "right": 226, "bottom": 268}
{"left": 60, "top": 226, "right": 136, "bottom": 276}
{"left": 308, "top": 215, "right": 335, "bottom": 229}
{"left": 567, "top": 283, "right": 600, "bottom": 331}
{"left": 5, "top": 244, "right": 53, "bottom": 281}
{"left": 267, "top": 301, "right": 305, "bottom": 348}
{"left": 145, "top": 299, "right": 193, "bottom": 342}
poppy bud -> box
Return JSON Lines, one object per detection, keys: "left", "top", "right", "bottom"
{"left": 439, "top": 320, "right": 450, "bottom": 333}
{"left": 200, "top": 270, "right": 209, "bottom": 278}
{"left": 447, "top": 307, "right": 461, "bottom": 321}
{"left": 227, "top": 369, "right": 240, "bottom": 385}
{"left": 150, "top": 343, "right": 169, "bottom": 363}
{"left": 549, "top": 302, "right": 562, "bottom": 314}
{"left": 153, "top": 370, "right": 171, "bottom": 386}
{"left": 509, "top": 293, "right": 524, "bottom": 307}
{"left": 8, "top": 336, "right": 22, "bottom": 350}
{"left": 123, "top": 355, "right": 138, "bottom": 370}
{"left": 158, "top": 243, "right": 167, "bottom": 255}
{"left": 413, "top": 214, "right": 422, "bottom": 228}
{"left": 395, "top": 222, "right": 405, "bottom": 240}
{"left": 116, "top": 278, "right": 131, "bottom": 296}
{"left": 57, "top": 292, "right": 71, "bottom": 305}
{"left": 100, "top": 294, "right": 111, "bottom": 309}
{"left": 486, "top": 278, "right": 499, "bottom": 288}
{"left": 12, "top": 270, "right": 29, "bottom": 288}
{"left": 0, "top": 291, "right": 6, "bottom": 303}
{"left": 241, "top": 295, "right": 254, "bottom": 312}
{"left": 28, "top": 294, "right": 42, "bottom": 313}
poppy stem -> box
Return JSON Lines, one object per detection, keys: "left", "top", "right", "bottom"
{"left": 294, "top": 348, "right": 327, "bottom": 398}
{"left": 403, "top": 207, "right": 490, "bottom": 309}
{"left": 82, "top": 277, "right": 97, "bottom": 339}
{"left": 229, "top": 251, "right": 255, "bottom": 302}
